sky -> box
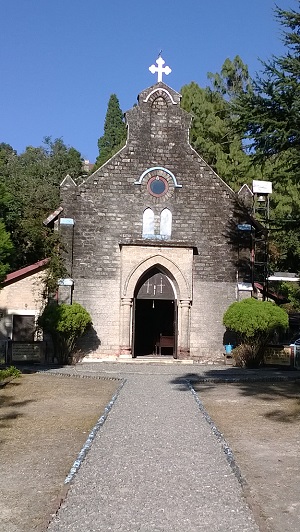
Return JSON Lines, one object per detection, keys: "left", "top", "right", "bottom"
{"left": 1, "top": 0, "right": 296, "bottom": 163}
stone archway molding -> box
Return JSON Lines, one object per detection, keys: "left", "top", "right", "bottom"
{"left": 143, "top": 88, "right": 178, "bottom": 105}
{"left": 123, "top": 254, "right": 191, "bottom": 302}
{"left": 134, "top": 167, "right": 182, "bottom": 188}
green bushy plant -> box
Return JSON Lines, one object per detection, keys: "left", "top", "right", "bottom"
{"left": 38, "top": 302, "right": 92, "bottom": 365}
{"left": 0, "top": 366, "right": 21, "bottom": 381}
{"left": 223, "top": 298, "right": 289, "bottom": 367}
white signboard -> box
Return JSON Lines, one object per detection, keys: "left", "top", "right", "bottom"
{"left": 252, "top": 180, "right": 272, "bottom": 194}
{"left": 60, "top": 218, "right": 75, "bottom": 225}
{"left": 238, "top": 282, "right": 253, "bottom": 291}
{"left": 58, "top": 278, "right": 74, "bottom": 286}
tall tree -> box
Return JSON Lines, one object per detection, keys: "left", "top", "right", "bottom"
{"left": 234, "top": 1, "right": 300, "bottom": 272}
{"left": 208, "top": 55, "right": 251, "bottom": 98}
{"left": 181, "top": 57, "right": 256, "bottom": 190}
{"left": 1, "top": 137, "right": 83, "bottom": 270}
{"left": 235, "top": 5, "right": 300, "bottom": 168}
{"left": 0, "top": 143, "right": 16, "bottom": 179}
{"left": 95, "top": 94, "right": 127, "bottom": 169}
{"left": 43, "top": 137, "right": 83, "bottom": 183}
{"left": 0, "top": 143, "right": 15, "bottom": 225}
{"left": 0, "top": 220, "right": 14, "bottom": 283}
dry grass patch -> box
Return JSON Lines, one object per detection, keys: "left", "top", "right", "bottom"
{"left": 0, "top": 372, "right": 120, "bottom": 532}
{"left": 195, "top": 380, "right": 300, "bottom": 532}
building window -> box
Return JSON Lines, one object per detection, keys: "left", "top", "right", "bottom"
{"left": 160, "top": 209, "right": 172, "bottom": 237}
{"left": 12, "top": 315, "right": 35, "bottom": 341}
{"left": 142, "top": 208, "right": 155, "bottom": 237}
{"left": 148, "top": 176, "right": 168, "bottom": 197}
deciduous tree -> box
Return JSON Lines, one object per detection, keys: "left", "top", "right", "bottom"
{"left": 0, "top": 137, "right": 83, "bottom": 270}
{"left": 0, "top": 220, "right": 14, "bottom": 283}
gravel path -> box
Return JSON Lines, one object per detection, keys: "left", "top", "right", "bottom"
{"left": 47, "top": 363, "right": 260, "bottom": 531}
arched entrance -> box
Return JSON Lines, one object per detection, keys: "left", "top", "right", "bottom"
{"left": 133, "top": 268, "right": 177, "bottom": 357}
{"left": 120, "top": 252, "right": 192, "bottom": 359}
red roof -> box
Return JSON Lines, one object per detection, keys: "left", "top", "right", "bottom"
{"left": 43, "top": 206, "right": 63, "bottom": 226}
{"left": 254, "top": 282, "right": 287, "bottom": 302}
{"left": 3, "top": 259, "right": 49, "bottom": 285}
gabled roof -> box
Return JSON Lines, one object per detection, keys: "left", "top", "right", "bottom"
{"left": 3, "top": 259, "right": 49, "bottom": 286}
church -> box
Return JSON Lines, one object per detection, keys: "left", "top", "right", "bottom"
{"left": 59, "top": 57, "right": 249, "bottom": 363}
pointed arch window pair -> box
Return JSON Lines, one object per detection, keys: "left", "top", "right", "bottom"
{"left": 142, "top": 208, "right": 172, "bottom": 238}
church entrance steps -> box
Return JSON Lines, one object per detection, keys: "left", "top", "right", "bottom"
{"left": 83, "top": 355, "right": 194, "bottom": 365}
{"left": 134, "top": 356, "right": 194, "bottom": 364}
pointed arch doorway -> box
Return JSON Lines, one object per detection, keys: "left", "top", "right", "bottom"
{"left": 133, "top": 268, "right": 177, "bottom": 357}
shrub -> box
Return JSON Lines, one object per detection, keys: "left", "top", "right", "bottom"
{"left": 223, "top": 298, "right": 289, "bottom": 367}
{"left": 38, "top": 302, "right": 92, "bottom": 365}
{"left": 0, "top": 366, "right": 21, "bottom": 381}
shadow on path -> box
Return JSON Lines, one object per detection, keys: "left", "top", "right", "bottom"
{"left": 171, "top": 368, "right": 300, "bottom": 423}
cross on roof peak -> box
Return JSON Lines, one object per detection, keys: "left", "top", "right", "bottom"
{"left": 149, "top": 56, "right": 172, "bottom": 83}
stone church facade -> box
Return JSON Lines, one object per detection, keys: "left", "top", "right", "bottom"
{"left": 59, "top": 75, "right": 244, "bottom": 363}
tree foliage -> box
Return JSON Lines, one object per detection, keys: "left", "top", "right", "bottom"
{"left": 207, "top": 55, "right": 252, "bottom": 98}
{"left": 0, "top": 219, "right": 14, "bottom": 283}
{"left": 181, "top": 57, "right": 257, "bottom": 190}
{"left": 42, "top": 233, "right": 69, "bottom": 299}
{"left": 0, "top": 143, "right": 16, "bottom": 179}
{"left": 233, "top": 2, "right": 300, "bottom": 273}
{"left": 235, "top": 4, "right": 300, "bottom": 162}
{"left": 0, "top": 366, "right": 21, "bottom": 381}
{"left": 223, "top": 298, "right": 288, "bottom": 367}
{"left": 0, "top": 137, "right": 83, "bottom": 271}
{"left": 95, "top": 94, "right": 127, "bottom": 169}
{"left": 38, "top": 302, "right": 92, "bottom": 364}
{"left": 275, "top": 281, "right": 300, "bottom": 312}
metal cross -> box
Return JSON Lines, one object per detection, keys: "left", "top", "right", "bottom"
{"left": 149, "top": 56, "right": 172, "bottom": 82}
{"left": 146, "top": 279, "right": 152, "bottom": 294}
{"left": 159, "top": 277, "right": 165, "bottom": 294}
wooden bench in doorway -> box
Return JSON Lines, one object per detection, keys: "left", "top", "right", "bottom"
{"left": 155, "top": 335, "right": 175, "bottom": 356}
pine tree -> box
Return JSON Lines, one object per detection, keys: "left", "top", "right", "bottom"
{"left": 95, "top": 94, "right": 127, "bottom": 168}
{"left": 208, "top": 55, "right": 252, "bottom": 98}
{"left": 234, "top": 1, "right": 300, "bottom": 272}
{"left": 181, "top": 57, "right": 256, "bottom": 190}
{"left": 235, "top": 4, "right": 300, "bottom": 166}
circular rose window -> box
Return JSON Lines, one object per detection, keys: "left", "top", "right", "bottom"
{"left": 148, "top": 176, "right": 168, "bottom": 197}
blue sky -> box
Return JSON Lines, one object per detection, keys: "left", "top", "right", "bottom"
{"left": 1, "top": 0, "right": 296, "bottom": 162}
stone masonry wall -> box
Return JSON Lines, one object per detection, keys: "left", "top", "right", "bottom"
{"left": 60, "top": 82, "right": 238, "bottom": 360}
{"left": 190, "top": 281, "right": 237, "bottom": 361}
